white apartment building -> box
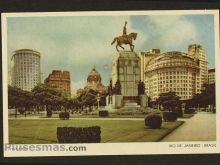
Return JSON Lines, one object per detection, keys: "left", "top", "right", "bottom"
{"left": 140, "top": 44, "right": 208, "bottom": 101}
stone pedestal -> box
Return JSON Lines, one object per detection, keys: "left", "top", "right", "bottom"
{"left": 120, "top": 100, "right": 140, "bottom": 111}
{"left": 112, "top": 95, "right": 123, "bottom": 109}
{"left": 106, "top": 95, "right": 113, "bottom": 106}
{"left": 111, "top": 51, "right": 141, "bottom": 96}
{"left": 106, "top": 96, "right": 109, "bottom": 106}
{"left": 140, "top": 95, "right": 148, "bottom": 108}
{"left": 105, "top": 104, "right": 116, "bottom": 112}
{"left": 105, "top": 95, "right": 116, "bottom": 112}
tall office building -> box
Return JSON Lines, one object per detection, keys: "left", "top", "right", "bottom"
{"left": 208, "top": 68, "right": 215, "bottom": 84}
{"left": 188, "top": 44, "right": 208, "bottom": 92}
{"left": 140, "top": 44, "right": 208, "bottom": 101}
{"left": 11, "top": 49, "right": 41, "bottom": 91}
{"left": 44, "top": 70, "right": 71, "bottom": 97}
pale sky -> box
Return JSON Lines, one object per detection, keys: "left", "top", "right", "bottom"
{"left": 7, "top": 14, "right": 215, "bottom": 95}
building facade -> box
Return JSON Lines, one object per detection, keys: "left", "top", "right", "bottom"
{"left": 188, "top": 44, "right": 208, "bottom": 91}
{"left": 8, "top": 70, "right": 12, "bottom": 86}
{"left": 44, "top": 70, "right": 71, "bottom": 97}
{"left": 208, "top": 68, "right": 215, "bottom": 84}
{"left": 11, "top": 49, "right": 41, "bottom": 91}
{"left": 140, "top": 49, "right": 160, "bottom": 82}
{"left": 140, "top": 44, "right": 208, "bottom": 101}
{"left": 76, "top": 67, "right": 107, "bottom": 96}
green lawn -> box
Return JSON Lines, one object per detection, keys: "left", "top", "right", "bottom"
{"left": 9, "top": 119, "right": 183, "bottom": 144}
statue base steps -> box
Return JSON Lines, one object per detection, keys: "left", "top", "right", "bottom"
{"left": 119, "top": 102, "right": 141, "bottom": 111}
{"left": 104, "top": 104, "right": 117, "bottom": 112}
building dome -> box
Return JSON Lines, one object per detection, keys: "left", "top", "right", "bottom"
{"left": 76, "top": 67, "right": 107, "bottom": 96}
{"left": 87, "top": 67, "right": 101, "bottom": 83}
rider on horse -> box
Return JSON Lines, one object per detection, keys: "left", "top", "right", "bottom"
{"left": 123, "top": 21, "right": 127, "bottom": 36}
{"left": 111, "top": 21, "right": 137, "bottom": 52}
{"left": 123, "top": 21, "right": 128, "bottom": 42}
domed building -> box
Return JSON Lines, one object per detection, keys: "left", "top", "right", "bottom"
{"left": 140, "top": 44, "right": 208, "bottom": 101}
{"left": 76, "top": 67, "right": 107, "bottom": 96}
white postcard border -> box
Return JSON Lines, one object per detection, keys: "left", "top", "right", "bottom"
{"left": 2, "top": 10, "right": 220, "bottom": 157}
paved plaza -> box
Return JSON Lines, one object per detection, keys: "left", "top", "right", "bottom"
{"left": 161, "top": 112, "right": 216, "bottom": 141}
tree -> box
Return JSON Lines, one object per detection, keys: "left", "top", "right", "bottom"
{"left": 8, "top": 85, "right": 36, "bottom": 109}
{"left": 201, "top": 83, "right": 215, "bottom": 107}
{"left": 99, "top": 92, "right": 107, "bottom": 106}
{"left": 66, "top": 98, "right": 79, "bottom": 111}
{"left": 156, "top": 92, "right": 181, "bottom": 112}
{"left": 190, "top": 83, "right": 216, "bottom": 111}
{"left": 8, "top": 85, "right": 24, "bottom": 109}
{"left": 76, "top": 89, "right": 107, "bottom": 111}
{"left": 79, "top": 89, "right": 98, "bottom": 110}
{"left": 32, "top": 84, "right": 63, "bottom": 112}
{"left": 8, "top": 85, "right": 37, "bottom": 117}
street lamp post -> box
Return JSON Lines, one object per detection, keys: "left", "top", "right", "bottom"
{"left": 97, "top": 93, "right": 100, "bottom": 111}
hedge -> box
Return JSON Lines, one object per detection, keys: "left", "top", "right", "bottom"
{"left": 175, "top": 109, "right": 183, "bottom": 117}
{"left": 184, "top": 108, "right": 195, "bottom": 114}
{"left": 99, "top": 110, "right": 109, "bottom": 117}
{"left": 145, "top": 114, "right": 162, "bottom": 129}
{"left": 59, "top": 112, "right": 70, "bottom": 120}
{"left": 163, "top": 111, "right": 178, "bottom": 121}
{"left": 57, "top": 126, "right": 101, "bottom": 143}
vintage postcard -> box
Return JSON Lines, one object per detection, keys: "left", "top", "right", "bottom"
{"left": 1, "top": 10, "right": 220, "bottom": 157}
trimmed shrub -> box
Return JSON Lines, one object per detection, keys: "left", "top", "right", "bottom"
{"left": 175, "top": 109, "right": 183, "bottom": 117}
{"left": 163, "top": 111, "right": 178, "bottom": 121}
{"left": 57, "top": 126, "right": 101, "bottom": 143}
{"left": 184, "top": 108, "right": 195, "bottom": 114}
{"left": 46, "top": 109, "right": 52, "bottom": 118}
{"left": 145, "top": 114, "right": 162, "bottom": 129}
{"left": 59, "top": 112, "right": 70, "bottom": 120}
{"left": 99, "top": 110, "right": 109, "bottom": 117}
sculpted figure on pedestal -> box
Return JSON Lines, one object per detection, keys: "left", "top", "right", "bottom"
{"left": 111, "top": 21, "right": 138, "bottom": 52}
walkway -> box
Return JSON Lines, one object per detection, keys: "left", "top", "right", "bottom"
{"left": 161, "top": 112, "right": 216, "bottom": 141}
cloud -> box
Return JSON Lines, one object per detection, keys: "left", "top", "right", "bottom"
{"left": 7, "top": 16, "right": 133, "bottom": 94}
{"left": 7, "top": 14, "right": 215, "bottom": 95}
{"left": 139, "top": 15, "right": 200, "bottom": 52}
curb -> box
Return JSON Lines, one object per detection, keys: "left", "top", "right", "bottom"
{"left": 156, "top": 121, "right": 185, "bottom": 142}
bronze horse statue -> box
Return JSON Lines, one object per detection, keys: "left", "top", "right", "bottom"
{"left": 111, "top": 32, "right": 137, "bottom": 52}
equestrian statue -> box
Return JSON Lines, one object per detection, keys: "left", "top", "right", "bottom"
{"left": 111, "top": 21, "right": 138, "bottom": 52}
